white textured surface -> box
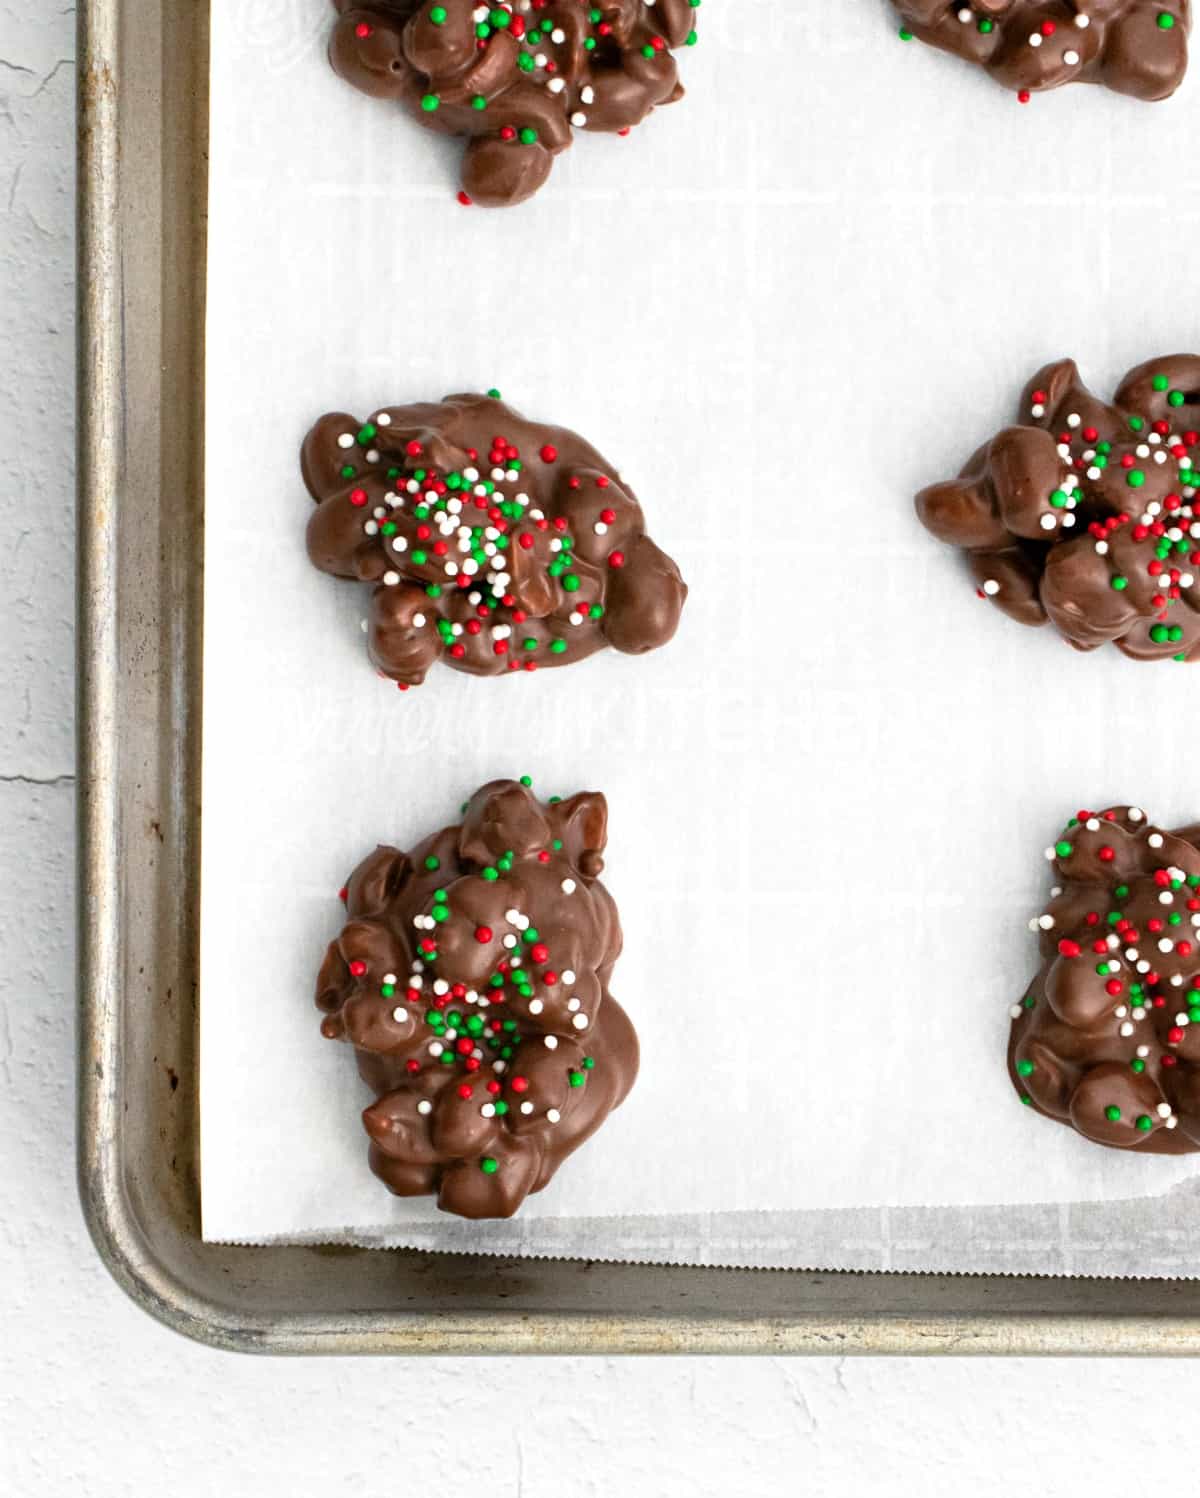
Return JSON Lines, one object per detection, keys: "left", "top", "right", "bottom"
{"left": 5, "top": 3, "right": 1200, "bottom": 1493}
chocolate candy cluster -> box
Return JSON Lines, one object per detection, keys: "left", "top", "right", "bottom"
{"left": 315, "top": 778, "right": 639, "bottom": 1217}
{"left": 329, "top": 0, "right": 700, "bottom": 206}
{"left": 1010, "top": 806, "right": 1200, "bottom": 1152}
{"left": 917, "top": 356, "right": 1200, "bottom": 662}
{"left": 893, "top": 1, "right": 1191, "bottom": 101}
{"left": 304, "top": 392, "right": 687, "bottom": 687}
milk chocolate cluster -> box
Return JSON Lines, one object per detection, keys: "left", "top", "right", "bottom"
{"left": 303, "top": 392, "right": 687, "bottom": 687}
{"left": 916, "top": 356, "right": 1200, "bottom": 662}
{"left": 329, "top": 0, "right": 700, "bottom": 207}
{"left": 315, "top": 778, "right": 638, "bottom": 1217}
{"left": 893, "top": 2, "right": 1191, "bottom": 100}
{"left": 1010, "top": 806, "right": 1200, "bottom": 1153}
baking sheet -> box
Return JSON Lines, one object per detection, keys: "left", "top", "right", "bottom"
{"left": 201, "top": 0, "right": 1200, "bottom": 1264}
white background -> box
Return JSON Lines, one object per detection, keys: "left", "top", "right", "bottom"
{"left": 7, "top": 3, "right": 1200, "bottom": 1494}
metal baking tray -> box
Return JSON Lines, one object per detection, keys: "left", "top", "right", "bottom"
{"left": 75, "top": 0, "right": 1200, "bottom": 1355}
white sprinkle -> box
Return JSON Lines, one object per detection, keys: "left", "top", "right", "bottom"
{"left": 529, "top": 998, "right": 544, "bottom": 1015}
{"left": 1040, "top": 514, "right": 1058, "bottom": 531}
{"left": 383, "top": 570, "right": 400, "bottom": 587}
{"left": 1159, "top": 1103, "right": 1173, "bottom": 1118}
{"left": 417, "top": 1099, "right": 432, "bottom": 1115}
{"left": 571, "top": 112, "right": 588, "bottom": 127}
{"left": 547, "top": 1109, "right": 561, "bottom": 1124}
{"left": 544, "top": 1036, "right": 558, "bottom": 1050}
{"left": 562, "top": 969, "right": 576, "bottom": 984}
{"left": 1119, "top": 1021, "right": 1135, "bottom": 1037}
{"left": 481, "top": 1103, "right": 496, "bottom": 1119}
{"left": 391, "top": 1007, "right": 409, "bottom": 1024}
{"left": 1010, "top": 1004, "right": 1024, "bottom": 1019}
{"left": 412, "top": 613, "right": 425, "bottom": 627}
{"left": 1149, "top": 833, "right": 1165, "bottom": 849}
{"left": 1064, "top": 49, "right": 1079, "bottom": 64}
{"left": 337, "top": 433, "right": 355, "bottom": 449}
{"left": 982, "top": 579, "right": 1000, "bottom": 596}
{"left": 520, "top": 1101, "right": 534, "bottom": 1115}
{"left": 572, "top": 1014, "right": 588, "bottom": 1030}
{"left": 561, "top": 878, "right": 577, "bottom": 894}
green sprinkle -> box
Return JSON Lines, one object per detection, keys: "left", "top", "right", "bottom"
{"left": 1016, "top": 1058, "right": 1034, "bottom": 1077}
{"left": 480, "top": 1156, "right": 499, "bottom": 1174}
{"left": 518, "top": 126, "right": 538, "bottom": 145}
{"left": 1158, "top": 12, "right": 1177, "bottom": 29}
{"left": 1105, "top": 1105, "right": 1121, "bottom": 1122}
{"left": 420, "top": 94, "right": 439, "bottom": 112}
{"left": 1127, "top": 470, "right": 1146, "bottom": 488}
{"left": 1136, "top": 1115, "right": 1154, "bottom": 1132}
{"left": 1111, "top": 576, "right": 1129, "bottom": 592}
{"left": 430, "top": 4, "right": 447, "bottom": 21}
{"left": 1055, "top": 841, "right": 1073, "bottom": 859}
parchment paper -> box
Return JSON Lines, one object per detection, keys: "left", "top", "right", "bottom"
{"left": 201, "top": 0, "right": 1200, "bottom": 1270}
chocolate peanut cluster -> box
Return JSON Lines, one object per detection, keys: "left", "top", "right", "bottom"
{"left": 917, "top": 356, "right": 1200, "bottom": 662}
{"left": 314, "top": 778, "right": 638, "bottom": 1217}
{"left": 1010, "top": 806, "right": 1200, "bottom": 1153}
{"left": 304, "top": 392, "right": 687, "bottom": 687}
{"left": 329, "top": 0, "right": 700, "bottom": 206}
{"left": 893, "top": 1, "right": 1191, "bottom": 101}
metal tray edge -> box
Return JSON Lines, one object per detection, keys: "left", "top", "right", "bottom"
{"left": 73, "top": 0, "right": 1200, "bottom": 1357}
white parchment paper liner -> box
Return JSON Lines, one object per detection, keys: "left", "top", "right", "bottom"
{"left": 201, "top": 1, "right": 1200, "bottom": 1272}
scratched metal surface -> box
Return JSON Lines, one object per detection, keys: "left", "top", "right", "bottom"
{"left": 75, "top": 0, "right": 1200, "bottom": 1355}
